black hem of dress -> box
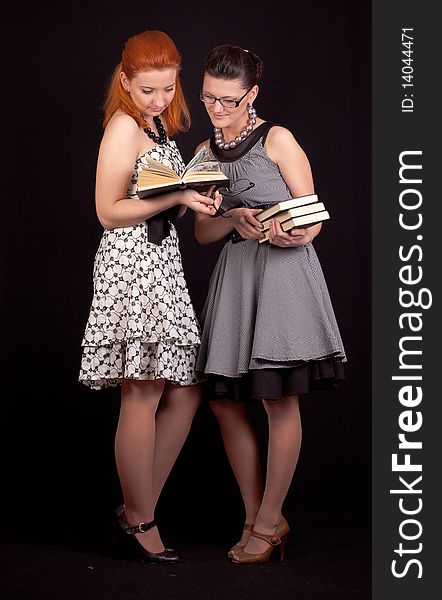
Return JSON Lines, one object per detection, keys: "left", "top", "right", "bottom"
{"left": 201, "top": 358, "right": 346, "bottom": 403}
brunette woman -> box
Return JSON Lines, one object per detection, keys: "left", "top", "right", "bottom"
{"left": 194, "top": 44, "right": 346, "bottom": 564}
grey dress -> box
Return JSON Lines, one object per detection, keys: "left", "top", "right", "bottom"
{"left": 195, "top": 122, "right": 346, "bottom": 401}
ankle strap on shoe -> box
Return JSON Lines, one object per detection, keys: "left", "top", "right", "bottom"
{"left": 125, "top": 520, "right": 156, "bottom": 535}
{"left": 251, "top": 530, "right": 282, "bottom": 546}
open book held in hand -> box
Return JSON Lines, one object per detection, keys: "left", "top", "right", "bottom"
{"left": 137, "top": 147, "right": 229, "bottom": 198}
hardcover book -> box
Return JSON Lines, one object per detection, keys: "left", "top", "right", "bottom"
{"left": 258, "top": 210, "right": 330, "bottom": 243}
{"left": 137, "top": 147, "right": 229, "bottom": 198}
{"left": 255, "top": 194, "right": 319, "bottom": 222}
{"left": 260, "top": 202, "right": 327, "bottom": 231}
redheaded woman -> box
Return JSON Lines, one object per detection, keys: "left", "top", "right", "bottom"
{"left": 79, "top": 30, "right": 215, "bottom": 564}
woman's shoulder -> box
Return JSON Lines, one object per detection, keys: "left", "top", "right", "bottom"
{"left": 264, "top": 124, "right": 307, "bottom": 157}
{"left": 100, "top": 112, "right": 141, "bottom": 151}
{"left": 265, "top": 124, "right": 297, "bottom": 144}
{"left": 105, "top": 111, "right": 140, "bottom": 134}
{"left": 261, "top": 123, "right": 310, "bottom": 167}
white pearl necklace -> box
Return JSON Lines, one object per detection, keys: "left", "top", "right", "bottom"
{"left": 214, "top": 105, "right": 257, "bottom": 150}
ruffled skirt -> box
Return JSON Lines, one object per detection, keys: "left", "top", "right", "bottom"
{"left": 79, "top": 223, "right": 200, "bottom": 390}
{"left": 196, "top": 238, "right": 346, "bottom": 401}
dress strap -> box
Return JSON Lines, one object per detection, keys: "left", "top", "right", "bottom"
{"left": 261, "top": 122, "right": 275, "bottom": 146}
{"left": 210, "top": 121, "right": 276, "bottom": 163}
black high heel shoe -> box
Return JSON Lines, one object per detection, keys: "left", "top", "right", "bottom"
{"left": 114, "top": 505, "right": 181, "bottom": 564}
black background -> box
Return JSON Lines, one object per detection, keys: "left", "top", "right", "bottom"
{"left": 1, "top": 0, "right": 370, "bottom": 543}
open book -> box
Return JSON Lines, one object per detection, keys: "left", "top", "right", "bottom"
{"left": 137, "top": 147, "right": 229, "bottom": 198}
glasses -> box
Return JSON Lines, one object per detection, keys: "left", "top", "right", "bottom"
{"left": 198, "top": 89, "right": 251, "bottom": 109}
{"left": 218, "top": 179, "right": 255, "bottom": 197}
{"left": 212, "top": 180, "right": 255, "bottom": 216}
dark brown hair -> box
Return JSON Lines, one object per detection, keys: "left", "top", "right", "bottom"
{"left": 204, "top": 45, "right": 263, "bottom": 90}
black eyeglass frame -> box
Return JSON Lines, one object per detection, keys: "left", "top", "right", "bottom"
{"left": 217, "top": 180, "right": 255, "bottom": 198}
{"left": 198, "top": 89, "right": 252, "bottom": 108}
{"left": 211, "top": 180, "right": 256, "bottom": 217}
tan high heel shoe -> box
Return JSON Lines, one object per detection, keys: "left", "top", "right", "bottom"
{"left": 227, "top": 523, "right": 254, "bottom": 558}
{"left": 231, "top": 516, "right": 290, "bottom": 564}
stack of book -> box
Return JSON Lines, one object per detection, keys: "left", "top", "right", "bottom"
{"left": 256, "top": 194, "right": 330, "bottom": 243}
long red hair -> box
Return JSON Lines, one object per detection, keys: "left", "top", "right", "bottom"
{"left": 103, "top": 30, "right": 190, "bottom": 136}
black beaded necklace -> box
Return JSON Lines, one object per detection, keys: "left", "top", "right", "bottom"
{"left": 143, "top": 116, "right": 168, "bottom": 144}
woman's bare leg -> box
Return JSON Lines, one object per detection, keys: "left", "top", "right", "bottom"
{"left": 239, "top": 394, "right": 302, "bottom": 555}
{"left": 152, "top": 382, "right": 202, "bottom": 508}
{"left": 114, "top": 378, "right": 165, "bottom": 553}
{"left": 210, "top": 399, "right": 264, "bottom": 546}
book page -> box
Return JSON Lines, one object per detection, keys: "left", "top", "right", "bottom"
{"left": 137, "top": 147, "right": 227, "bottom": 189}
{"left": 259, "top": 210, "right": 330, "bottom": 243}
{"left": 256, "top": 195, "right": 319, "bottom": 222}
{"left": 137, "top": 155, "right": 179, "bottom": 189}
{"left": 183, "top": 163, "right": 227, "bottom": 181}
{"left": 282, "top": 210, "right": 330, "bottom": 230}
{"left": 181, "top": 147, "right": 208, "bottom": 175}
{"left": 261, "top": 202, "right": 326, "bottom": 230}
{"left": 182, "top": 147, "right": 226, "bottom": 182}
